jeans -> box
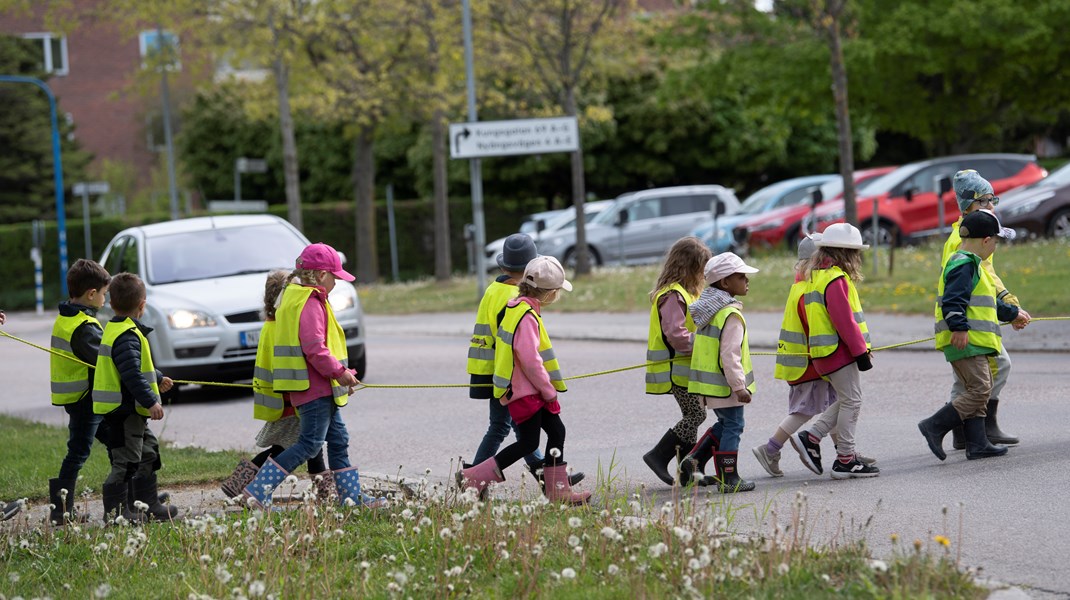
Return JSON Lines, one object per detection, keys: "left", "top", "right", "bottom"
{"left": 712, "top": 406, "right": 745, "bottom": 452}
{"left": 57, "top": 399, "right": 107, "bottom": 481}
{"left": 473, "top": 397, "right": 543, "bottom": 467}
{"left": 273, "top": 397, "right": 351, "bottom": 473}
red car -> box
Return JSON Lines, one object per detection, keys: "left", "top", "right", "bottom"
{"left": 736, "top": 166, "right": 897, "bottom": 252}
{"left": 811, "top": 154, "right": 1047, "bottom": 246}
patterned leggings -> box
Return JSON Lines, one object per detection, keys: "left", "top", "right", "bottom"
{"left": 670, "top": 384, "right": 707, "bottom": 446}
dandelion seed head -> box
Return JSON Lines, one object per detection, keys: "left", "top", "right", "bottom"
{"left": 548, "top": 448, "right": 561, "bottom": 458}
{"left": 568, "top": 517, "right": 582, "bottom": 528}
{"left": 561, "top": 568, "right": 576, "bottom": 579}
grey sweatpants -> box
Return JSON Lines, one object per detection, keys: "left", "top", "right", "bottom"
{"left": 808, "top": 364, "right": 862, "bottom": 457}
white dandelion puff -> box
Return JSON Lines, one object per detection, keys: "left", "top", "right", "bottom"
{"left": 561, "top": 568, "right": 576, "bottom": 579}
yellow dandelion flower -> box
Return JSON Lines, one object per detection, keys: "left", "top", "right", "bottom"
{"left": 913, "top": 539, "right": 923, "bottom": 552}
{"left": 934, "top": 535, "right": 951, "bottom": 547}
{"left": 890, "top": 533, "right": 899, "bottom": 544}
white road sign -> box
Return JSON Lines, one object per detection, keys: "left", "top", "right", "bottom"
{"left": 449, "top": 116, "right": 579, "bottom": 159}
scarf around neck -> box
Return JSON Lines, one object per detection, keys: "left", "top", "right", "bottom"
{"left": 689, "top": 286, "right": 739, "bottom": 329}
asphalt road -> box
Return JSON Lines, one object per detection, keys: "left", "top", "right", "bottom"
{"left": 2, "top": 310, "right": 1067, "bottom": 597}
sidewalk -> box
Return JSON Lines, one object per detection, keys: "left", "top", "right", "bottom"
{"left": 366, "top": 310, "right": 1070, "bottom": 352}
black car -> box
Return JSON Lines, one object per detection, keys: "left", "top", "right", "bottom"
{"left": 998, "top": 162, "right": 1070, "bottom": 239}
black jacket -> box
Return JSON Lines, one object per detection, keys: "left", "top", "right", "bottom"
{"left": 107, "top": 316, "right": 163, "bottom": 414}
{"left": 58, "top": 301, "right": 103, "bottom": 401}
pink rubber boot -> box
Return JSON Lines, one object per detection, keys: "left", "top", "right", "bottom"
{"left": 543, "top": 463, "right": 590, "bottom": 506}
{"left": 459, "top": 458, "right": 504, "bottom": 496}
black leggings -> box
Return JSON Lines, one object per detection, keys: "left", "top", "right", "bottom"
{"left": 495, "top": 408, "right": 566, "bottom": 470}
{"left": 252, "top": 445, "right": 327, "bottom": 474}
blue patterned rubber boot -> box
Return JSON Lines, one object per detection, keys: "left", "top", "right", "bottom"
{"left": 241, "top": 457, "right": 288, "bottom": 509}
{"left": 333, "top": 467, "right": 387, "bottom": 508}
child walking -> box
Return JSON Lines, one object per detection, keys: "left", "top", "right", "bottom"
{"left": 788, "top": 223, "right": 880, "bottom": 479}
{"left": 93, "top": 273, "right": 180, "bottom": 522}
{"left": 47, "top": 259, "right": 111, "bottom": 524}
{"left": 242, "top": 243, "right": 383, "bottom": 509}
{"left": 685, "top": 252, "right": 759, "bottom": 493}
{"left": 753, "top": 235, "right": 876, "bottom": 477}
{"left": 460, "top": 256, "right": 590, "bottom": 505}
{"left": 219, "top": 270, "right": 331, "bottom": 500}
{"left": 462, "top": 234, "right": 583, "bottom": 491}
{"left": 919, "top": 209, "right": 1027, "bottom": 460}
{"left": 642, "top": 237, "right": 712, "bottom": 486}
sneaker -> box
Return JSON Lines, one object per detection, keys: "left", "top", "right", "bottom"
{"left": 856, "top": 453, "right": 877, "bottom": 466}
{"left": 751, "top": 445, "right": 784, "bottom": 477}
{"left": 830, "top": 456, "right": 880, "bottom": 479}
{"left": 2, "top": 500, "right": 21, "bottom": 522}
{"left": 790, "top": 431, "right": 823, "bottom": 475}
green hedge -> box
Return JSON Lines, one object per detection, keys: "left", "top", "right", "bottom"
{"left": 0, "top": 196, "right": 545, "bottom": 310}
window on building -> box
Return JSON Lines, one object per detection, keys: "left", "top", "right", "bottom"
{"left": 21, "top": 33, "right": 68, "bottom": 76}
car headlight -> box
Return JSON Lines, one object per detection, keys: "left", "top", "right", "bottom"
{"left": 168, "top": 309, "right": 216, "bottom": 329}
{"left": 752, "top": 219, "right": 784, "bottom": 232}
{"left": 329, "top": 287, "right": 356, "bottom": 311}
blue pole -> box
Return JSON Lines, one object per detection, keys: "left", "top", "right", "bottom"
{"left": 0, "top": 75, "right": 69, "bottom": 298}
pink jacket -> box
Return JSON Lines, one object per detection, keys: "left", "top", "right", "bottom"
{"left": 285, "top": 286, "right": 354, "bottom": 408}
{"left": 502, "top": 297, "right": 561, "bottom": 422}
{"left": 658, "top": 290, "right": 694, "bottom": 355}
{"left": 811, "top": 274, "right": 868, "bottom": 376}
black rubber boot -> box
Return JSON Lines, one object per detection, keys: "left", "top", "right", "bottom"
{"left": 679, "top": 427, "right": 719, "bottom": 486}
{"left": 964, "top": 417, "right": 1008, "bottom": 460}
{"left": 102, "top": 481, "right": 141, "bottom": 524}
{"left": 713, "top": 452, "right": 755, "bottom": 493}
{"left": 951, "top": 425, "right": 965, "bottom": 451}
{"left": 643, "top": 429, "right": 684, "bottom": 485}
{"left": 48, "top": 478, "right": 87, "bottom": 525}
{"left": 527, "top": 461, "right": 585, "bottom": 492}
{"left": 985, "top": 399, "right": 1019, "bottom": 446}
{"left": 130, "top": 473, "right": 179, "bottom": 521}
{"left": 918, "top": 403, "right": 962, "bottom": 461}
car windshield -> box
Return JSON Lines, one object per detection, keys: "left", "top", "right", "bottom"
{"left": 146, "top": 223, "right": 307, "bottom": 285}
{"left": 737, "top": 186, "right": 784, "bottom": 215}
{"left": 859, "top": 166, "right": 918, "bottom": 196}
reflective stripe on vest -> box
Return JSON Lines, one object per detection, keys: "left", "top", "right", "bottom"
{"left": 492, "top": 302, "right": 567, "bottom": 400}
{"left": 93, "top": 318, "right": 159, "bottom": 416}
{"left": 804, "top": 267, "right": 871, "bottom": 359}
{"left": 934, "top": 252, "right": 1002, "bottom": 353}
{"left": 774, "top": 280, "right": 810, "bottom": 381}
{"left": 272, "top": 284, "right": 350, "bottom": 407}
{"left": 687, "top": 306, "right": 756, "bottom": 398}
{"left": 252, "top": 320, "right": 285, "bottom": 421}
{"left": 50, "top": 311, "right": 99, "bottom": 405}
{"left": 645, "top": 283, "right": 697, "bottom": 394}
{"left": 467, "top": 281, "right": 518, "bottom": 376}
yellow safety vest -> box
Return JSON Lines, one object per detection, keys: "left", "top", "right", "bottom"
{"left": 942, "top": 219, "right": 1019, "bottom": 306}
{"left": 645, "top": 284, "right": 697, "bottom": 394}
{"left": 50, "top": 311, "right": 100, "bottom": 405}
{"left": 252, "top": 320, "right": 285, "bottom": 421}
{"left": 492, "top": 302, "right": 567, "bottom": 400}
{"left": 804, "top": 267, "right": 872, "bottom": 359}
{"left": 272, "top": 284, "right": 350, "bottom": 407}
{"left": 687, "top": 306, "right": 756, "bottom": 398}
{"left": 467, "top": 280, "right": 517, "bottom": 376}
{"left": 774, "top": 280, "right": 810, "bottom": 382}
{"left": 935, "top": 251, "right": 1003, "bottom": 353}
{"left": 93, "top": 318, "right": 159, "bottom": 417}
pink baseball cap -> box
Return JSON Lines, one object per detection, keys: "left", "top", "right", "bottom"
{"left": 296, "top": 243, "right": 355, "bottom": 282}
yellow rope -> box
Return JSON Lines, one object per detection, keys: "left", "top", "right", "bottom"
{"left": 4, "top": 316, "right": 1068, "bottom": 392}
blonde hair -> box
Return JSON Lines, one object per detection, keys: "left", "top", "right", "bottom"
{"left": 803, "top": 247, "right": 864, "bottom": 282}
{"left": 287, "top": 268, "right": 323, "bottom": 287}
{"left": 263, "top": 270, "right": 291, "bottom": 320}
{"left": 518, "top": 282, "right": 561, "bottom": 305}
{"left": 649, "top": 236, "right": 712, "bottom": 302}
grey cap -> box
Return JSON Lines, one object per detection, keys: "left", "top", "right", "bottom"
{"left": 496, "top": 233, "right": 538, "bottom": 271}
{"left": 797, "top": 233, "right": 822, "bottom": 261}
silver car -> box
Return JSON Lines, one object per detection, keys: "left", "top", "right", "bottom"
{"left": 98, "top": 215, "right": 366, "bottom": 387}
{"left": 483, "top": 200, "right": 614, "bottom": 271}
{"left": 536, "top": 186, "right": 740, "bottom": 266}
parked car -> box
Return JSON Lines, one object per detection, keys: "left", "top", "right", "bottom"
{"left": 536, "top": 185, "right": 740, "bottom": 267}
{"left": 483, "top": 200, "right": 613, "bottom": 271}
{"left": 98, "top": 215, "right": 367, "bottom": 385}
{"left": 691, "top": 174, "right": 837, "bottom": 253}
{"left": 810, "top": 154, "right": 1047, "bottom": 246}
{"left": 736, "top": 166, "right": 898, "bottom": 252}
{"left": 997, "top": 161, "right": 1070, "bottom": 239}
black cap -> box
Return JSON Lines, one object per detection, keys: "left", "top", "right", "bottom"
{"left": 496, "top": 234, "right": 538, "bottom": 271}
{"left": 959, "top": 209, "right": 1015, "bottom": 240}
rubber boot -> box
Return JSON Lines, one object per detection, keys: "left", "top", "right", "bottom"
{"left": 220, "top": 458, "right": 259, "bottom": 498}
{"left": 101, "top": 481, "right": 141, "bottom": 524}
{"left": 964, "top": 417, "right": 1008, "bottom": 460}
{"left": 985, "top": 399, "right": 1019, "bottom": 445}
{"left": 713, "top": 452, "right": 755, "bottom": 493}
{"left": 1, "top": 500, "right": 20, "bottom": 522}
{"left": 527, "top": 461, "right": 586, "bottom": 493}
{"left": 242, "top": 457, "right": 289, "bottom": 509}
{"left": 48, "top": 478, "right": 88, "bottom": 525}
{"left": 918, "top": 403, "right": 963, "bottom": 461}
{"left": 679, "top": 427, "right": 719, "bottom": 486}
{"left": 333, "top": 466, "right": 387, "bottom": 508}
{"left": 460, "top": 457, "right": 505, "bottom": 497}
{"left": 951, "top": 425, "right": 965, "bottom": 451}
{"left": 131, "top": 473, "right": 179, "bottom": 521}
{"left": 643, "top": 429, "right": 684, "bottom": 485}
{"left": 543, "top": 463, "right": 590, "bottom": 506}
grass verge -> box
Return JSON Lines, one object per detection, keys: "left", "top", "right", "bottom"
{"left": 358, "top": 238, "right": 1070, "bottom": 316}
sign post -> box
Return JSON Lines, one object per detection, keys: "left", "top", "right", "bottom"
{"left": 234, "top": 157, "right": 268, "bottom": 203}
{"left": 449, "top": 117, "right": 579, "bottom": 160}
{"left": 74, "top": 181, "right": 109, "bottom": 260}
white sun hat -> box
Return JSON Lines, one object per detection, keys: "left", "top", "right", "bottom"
{"left": 816, "top": 223, "right": 869, "bottom": 250}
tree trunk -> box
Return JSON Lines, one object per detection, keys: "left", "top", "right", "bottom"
{"left": 352, "top": 126, "right": 379, "bottom": 282}
{"left": 564, "top": 88, "right": 590, "bottom": 275}
{"left": 827, "top": 4, "right": 857, "bottom": 228}
{"left": 431, "top": 108, "right": 451, "bottom": 280}
{"left": 274, "top": 57, "right": 303, "bottom": 232}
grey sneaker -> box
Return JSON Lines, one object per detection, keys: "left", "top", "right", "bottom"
{"left": 855, "top": 453, "right": 877, "bottom": 466}
{"left": 751, "top": 445, "right": 784, "bottom": 477}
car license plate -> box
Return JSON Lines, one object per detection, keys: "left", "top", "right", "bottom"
{"left": 240, "top": 329, "right": 260, "bottom": 348}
